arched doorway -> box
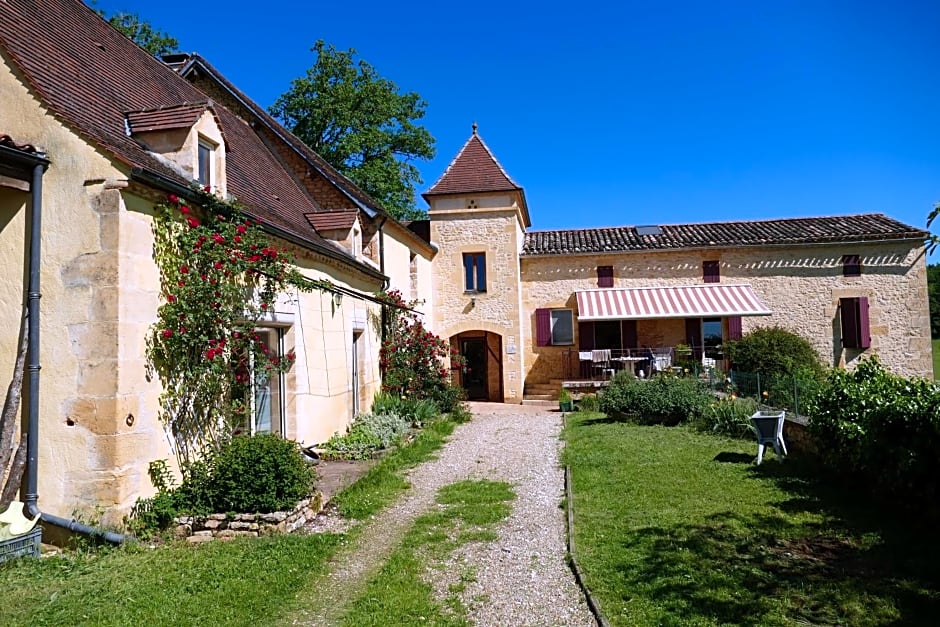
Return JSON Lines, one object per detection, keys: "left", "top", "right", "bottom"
{"left": 452, "top": 331, "right": 503, "bottom": 402}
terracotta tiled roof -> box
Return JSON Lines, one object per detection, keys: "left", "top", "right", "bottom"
{"left": 424, "top": 126, "right": 522, "bottom": 197}
{"left": 305, "top": 210, "right": 358, "bottom": 232}
{"left": 126, "top": 102, "right": 212, "bottom": 134}
{"left": 0, "top": 133, "right": 41, "bottom": 155}
{"left": 0, "top": 0, "right": 380, "bottom": 273}
{"left": 522, "top": 214, "right": 929, "bottom": 256}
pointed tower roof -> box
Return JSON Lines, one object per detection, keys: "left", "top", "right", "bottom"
{"left": 424, "top": 124, "right": 529, "bottom": 226}
{"left": 424, "top": 123, "right": 524, "bottom": 197}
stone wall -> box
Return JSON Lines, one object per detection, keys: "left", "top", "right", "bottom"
{"left": 429, "top": 198, "right": 525, "bottom": 401}
{"left": 174, "top": 494, "right": 324, "bottom": 543}
{"left": 520, "top": 240, "right": 931, "bottom": 387}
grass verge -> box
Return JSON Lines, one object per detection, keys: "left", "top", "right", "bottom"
{"left": 564, "top": 411, "right": 940, "bottom": 626}
{"left": 0, "top": 412, "right": 468, "bottom": 626}
{"left": 340, "top": 479, "right": 515, "bottom": 626}
{"left": 332, "top": 416, "right": 459, "bottom": 520}
{"left": 0, "top": 533, "right": 343, "bottom": 626}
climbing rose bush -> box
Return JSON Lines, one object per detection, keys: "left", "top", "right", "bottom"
{"left": 378, "top": 290, "right": 465, "bottom": 412}
{"left": 146, "top": 187, "right": 326, "bottom": 467}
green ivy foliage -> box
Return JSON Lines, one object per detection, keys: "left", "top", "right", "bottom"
{"left": 378, "top": 290, "right": 465, "bottom": 412}
{"left": 146, "top": 188, "right": 328, "bottom": 468}
{"left": 809, "top": 357, "right": 940, "bottom": 516}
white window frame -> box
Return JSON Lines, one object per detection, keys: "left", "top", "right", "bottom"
{"left": 197, "top": 136, "right": 216, "bottom": 188}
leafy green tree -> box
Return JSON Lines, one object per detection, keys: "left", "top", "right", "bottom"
{"left": 101, "top": 10, "right": 179, "bottom": 57}
{"left": 270, "top": 41, "right": 435, "bottom": 221}
{"left": 929, "top": 264, "right": 940, "bottom": 338}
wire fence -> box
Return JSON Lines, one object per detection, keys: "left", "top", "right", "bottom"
{"left": 701, "top": 368, "right": 822, "bottom": 419}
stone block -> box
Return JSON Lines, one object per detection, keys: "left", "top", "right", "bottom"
{"left": 186, "top": 534, "right": 214, "bottom": 544}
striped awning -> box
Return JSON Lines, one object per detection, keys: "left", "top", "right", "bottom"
{"left": 575, "top": 284, "right": 772, "bottom": 321}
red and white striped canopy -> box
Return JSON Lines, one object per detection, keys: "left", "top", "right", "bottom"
{"left": 575, "top": 284, "right": 772, "bottom": 321}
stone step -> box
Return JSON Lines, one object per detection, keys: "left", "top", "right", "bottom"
{"left": 521, "top": 399, "right": 559, "bottom": 407}
{"left": 522, "top": 393, "right": 555, "bottom": 401}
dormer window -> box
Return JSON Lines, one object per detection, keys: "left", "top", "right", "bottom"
{"left": 197, "top": 137, "right": 215, "bottom": 187}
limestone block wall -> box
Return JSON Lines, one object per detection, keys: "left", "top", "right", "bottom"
{"left": 430, "top": 205, "right": 524, "bottom": 401}
{"left": 520, "top": 239, "right": 931, "bottom": 386}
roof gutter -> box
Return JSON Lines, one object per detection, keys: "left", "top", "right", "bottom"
{"left": 16, "top": 155, "right": 125, "bottom": 545}
{"left": 130, "top": 168, "right": 387, "bottom": 283}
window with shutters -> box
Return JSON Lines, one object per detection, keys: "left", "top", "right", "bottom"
{"left": 535, "top": 309, "right": 574, "bottom": 346}
{"left": 596, "top": 265, "right": 614, "bottom": 288}
{"left": 703, "top": 260, "right": 720, "bottom": 283}
{"left": 842, "top": 254, "right": 862, "bottom": 277}
{"left": 840, "top": 296, "right": 871, "bottom": 348}
{"left": 462, "top": 252, "right": 486, "bottom": 292}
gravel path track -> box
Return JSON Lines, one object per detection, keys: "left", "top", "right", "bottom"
{"left": 289, "top": 402, "right": 596, "bottom": 627}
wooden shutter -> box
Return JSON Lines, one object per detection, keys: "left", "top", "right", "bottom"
{"left": 703, "top": 260, "right": 720, "bottom": 283}
{"left": 840, "top": 297, "right": 871, "bottom": 349}
{"left": 727, "top": 316, "right": 742, "bottom": 341}
{"left": 597, "top": 266, "right": 613, "bottom": 288}
{"left": 842, "top": 254, "right": 861, "bottom": 277}
{"left": 578, "top": 321, "right": 595, "bottom": 350}
{"left": 535, "top": 308, "right": 551, "bottom": 346}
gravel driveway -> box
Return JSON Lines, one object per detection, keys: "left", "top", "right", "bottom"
{"left": 293, "top": 402, "right": 596, "bottom": 626}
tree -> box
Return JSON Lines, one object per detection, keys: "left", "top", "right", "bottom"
{"left": 928, "top": 264, "right": 940, "bottom": 338}
{"left": 270, "top": 41, "right": 435, "bottom": 221}
{"left": 101, "top": 10, "right": 179, "bottom": 57}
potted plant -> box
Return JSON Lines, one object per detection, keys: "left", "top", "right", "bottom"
{"left": 558, "top": 388, "right": 574, "bottom": 412}
{"left": 675, "top": 343, "right": 692, "bottom": 356}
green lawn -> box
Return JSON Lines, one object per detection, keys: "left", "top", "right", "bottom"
{"left": 564, "top": 413, "right": 940, "bottom": 626}
{"left": 0, "top": 415, "right": 462, "bottom": 626}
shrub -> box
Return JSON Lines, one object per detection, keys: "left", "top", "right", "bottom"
{"left": 694, "top": 396, "right": 758, "bottom": 439}
{"left": 578, "top": 394, "right": 600, "bottom": 412}
{"left": 205, "top": 434, "right": 315, "bottom": 513}
{"left": 600, "top": 371, "right": 712, "bottom": 425}
{"left": 809, "top": 357, "right": 940, "bottom": 515}
{"left": 320, "top": 411, "right": 411, "bottom": 460}
{"left": 725, "top": 326, "right": 824, "bottom": 380}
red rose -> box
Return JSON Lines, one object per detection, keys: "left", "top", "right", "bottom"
{"left": 167, "top": 294, "right": 176, "bottom": 303}
{"left": 161, "top": 329, "right": 173, "bottom": 339}
{"left": 180, "top": 206, "right": 190, "bottom": 215}
{"left": 180, "top": 265, "right": 189, "bottom": 274}
{"left": 186, "top": 216, "right": 199, "bottom": 229}
{"left": 233, "top": 236, "right": 241, "bottom": 243}
{"left": 236, "top": 225, "right": 247, "bottom": 234}
{"left": 212, "top": 234, "right": 225, "bottom": 244}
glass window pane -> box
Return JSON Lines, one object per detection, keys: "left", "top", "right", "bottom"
{"left": 550, "top": 310, "right": 574, "bottom": 345}
{"left": 475, "top": 254, "right": 486, "bottom": 291}
{"left": 463, "top": 254, "right": 474, "bottom": 291}
{"left": 252, "top": 328, "right": 282, "bottom": 435}
{"left": 702, "top": 318, "right": 723, "bottom": 360}
{"left": 197, "top": 142, "right": 211, "bottom": 185}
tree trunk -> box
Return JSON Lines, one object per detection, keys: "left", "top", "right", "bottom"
{"left": 0, "top": 313, "right": 28, "bottom": 488}
{"left": 0, "top": 432, "right": 27, "bottom": 509}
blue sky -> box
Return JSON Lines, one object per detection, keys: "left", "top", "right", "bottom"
{"left": 92, "top": 0, "right": 939, "bottom": 242}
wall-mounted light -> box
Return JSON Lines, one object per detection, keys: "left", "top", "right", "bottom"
{"left": 470, "top": 296, "right": 476, "bottom": 307}
{"left": 333, "top": 292, "right": 343, "bottom": 308}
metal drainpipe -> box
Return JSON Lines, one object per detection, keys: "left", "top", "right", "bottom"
{"left": 21, "top": 161, "right": 125, "bottom": 545}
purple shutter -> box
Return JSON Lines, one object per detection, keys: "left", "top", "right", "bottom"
{"left": 536, "top": 308, "right": 551, "bottom": 346}
{"left": 578, "top": 321, "right": 595, "bottom": 350}
{"left": 727, "top": 316, "right": 742, "bottom": 341}
{"left": 703, "top": 260, "right": 720, "bottom": 283}
{"left": 858, "top": 296, "right": 871, "bottom": 348}
{"left": 840, "top": 297, "right": 870, "bottom": 348}
{"left": 842, "top": 255, "right": 861, "bottom": 277}
{"left": 597, "top": 266, "right": 614, "bottom": 288}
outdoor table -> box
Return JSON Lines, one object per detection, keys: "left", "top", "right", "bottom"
{"left": 613, "top": 356, "right": 645, "bottom": 377}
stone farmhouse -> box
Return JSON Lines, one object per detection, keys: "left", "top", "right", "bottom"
{"left": 420, "top": 127, "right": 932, "bottom": 403}
{"left": 0, "top": 0, "right": 432, "bottom": 526}
{"left": 0, "top": 0, "right": 932, "bottom": 530}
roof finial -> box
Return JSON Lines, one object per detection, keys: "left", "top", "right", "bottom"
{"left": 471, "top": 121, "right": 478, "bottom": 135}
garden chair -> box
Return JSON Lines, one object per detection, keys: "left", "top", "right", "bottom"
{"left": 749, "top": 411, "right": 788, "bottom": 464}
{"left": 591, "top": 349, "right": 613, "bottom": 379}
{"left": 651, "top": 347, "right": 673, "bottom": 373}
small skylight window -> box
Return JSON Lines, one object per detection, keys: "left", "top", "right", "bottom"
{"left": 636, "top": 225, "right": 662, "bottom": 236}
